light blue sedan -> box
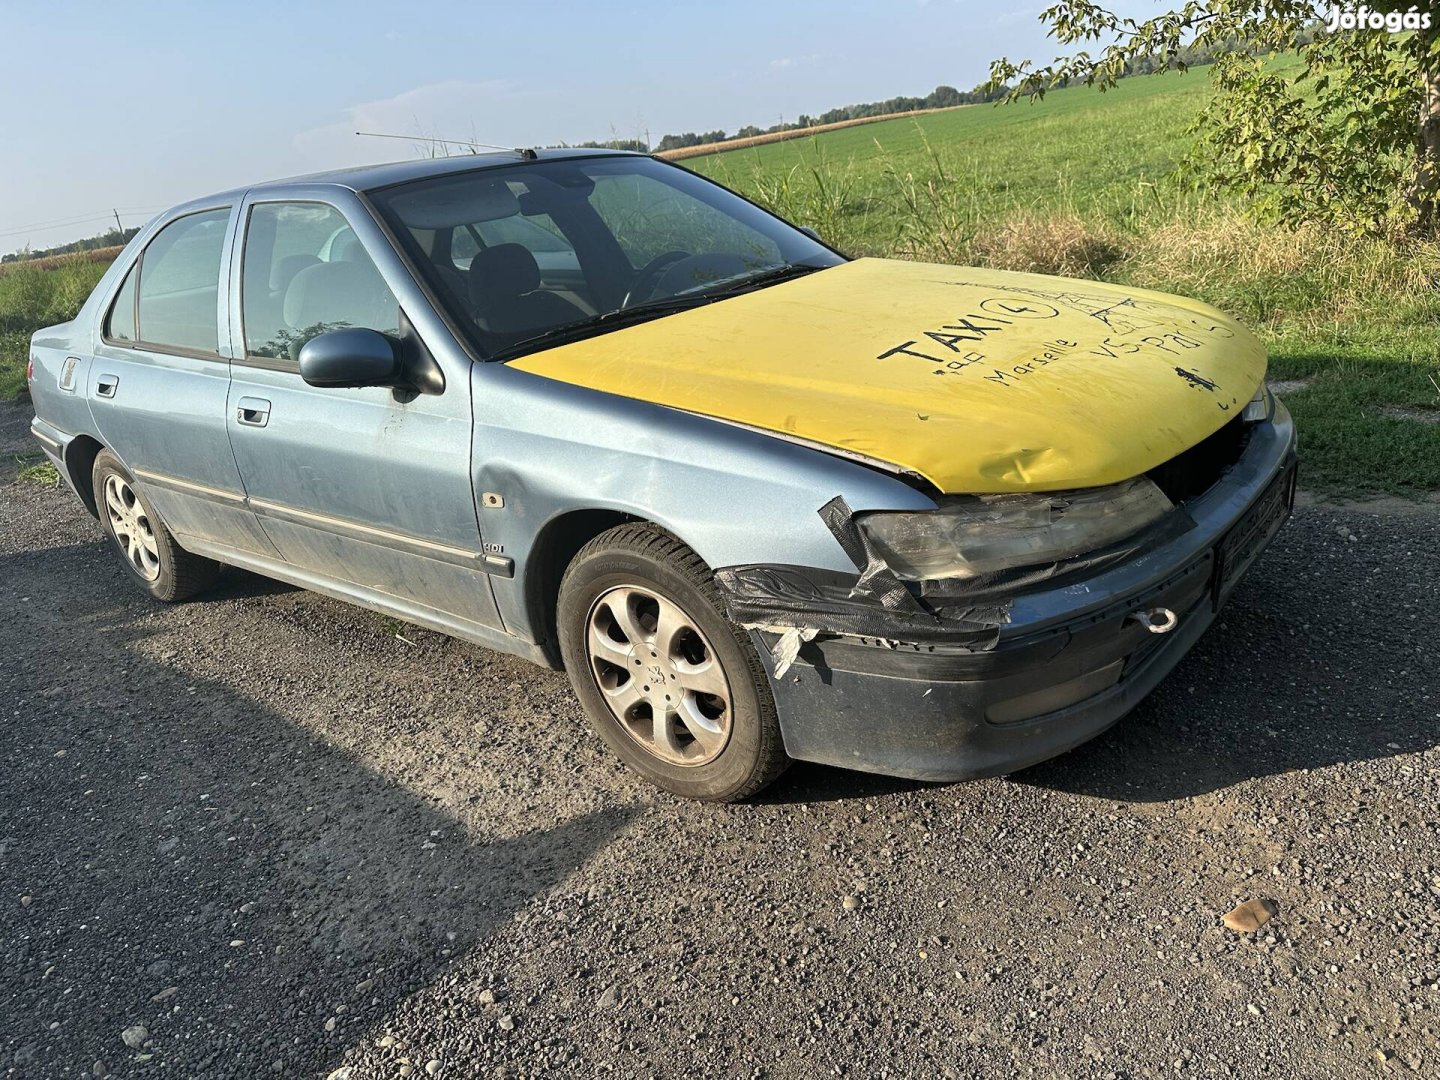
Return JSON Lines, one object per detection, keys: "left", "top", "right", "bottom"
{"left": 27, "top": 150, "right": 1295, "bottom": 800}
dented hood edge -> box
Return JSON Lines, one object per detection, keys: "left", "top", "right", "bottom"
{"left": 673, "top": 407, "right": 928, "bottom": 486}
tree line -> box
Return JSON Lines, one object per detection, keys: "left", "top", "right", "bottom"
{"left": 2, "top": 225, "right": 140, "bottom": 264}
{"left": 571, "top": 40, "right": 1240, "bottom": 157}
{"left": 649, "top": 82, "right": 1006, "bottom": 152}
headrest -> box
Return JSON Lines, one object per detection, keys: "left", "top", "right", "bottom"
{"left": 389, "top": 178, "right": 521, "bottom": 228}
{"left": 468, "top": 243, "right": 541, "bottom": 305}
{"left": 329, "top": 230, "right": 363, "bottom": 263}
{"left": 283, "top": 260, "right": 390, "bottom": 331}
{"left": 270, "top": 252, "right": 320, "bottom": 293}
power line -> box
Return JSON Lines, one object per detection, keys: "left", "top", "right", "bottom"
{"left": 0, "top": 211, "right": 118, "bottom": 233}
{"left": 7, "top": 210, "right": 111, "bottom": 231}
{"left": 0, "top": 213, "right": 121, "bottom": 239}
{"left": 0, "top": 206, "right": 165, "bottom": 240}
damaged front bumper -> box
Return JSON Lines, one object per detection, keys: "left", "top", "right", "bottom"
{"left": 718, "top": 401, "right": 1297, "bottom": 782}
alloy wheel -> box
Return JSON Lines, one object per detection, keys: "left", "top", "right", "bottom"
{"left": 104, "top": 474, "right": 161, "bottom": 582}
{"left": 584, "top": 584, "right": 733, "bottom": 766}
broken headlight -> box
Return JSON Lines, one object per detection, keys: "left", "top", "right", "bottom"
{"left": 1242, "top": 384, "right": 1274, "bottom": 422}
{"left": 855, "top": 476, "right": 1174, "bottom": 581}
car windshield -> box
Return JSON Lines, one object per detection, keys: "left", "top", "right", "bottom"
{"left": 368, "top": 155, "right": 844, "bottom": 359}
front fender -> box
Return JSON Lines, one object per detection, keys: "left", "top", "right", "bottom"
{"left": 471, "top": 362, "right": 935, "bottom": 641}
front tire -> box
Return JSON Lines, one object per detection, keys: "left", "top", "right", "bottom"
{"left": 558, "top": 524, "right": 789, "bottom": 801}
{"left": 92, "top": 450, "right": 220, "bottom": 602}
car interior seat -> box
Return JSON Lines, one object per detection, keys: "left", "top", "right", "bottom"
{"left": 282, "top": 259, "right": 397, "bottom": 358}
{"left": 467, "top": 243, "right": 585, "bottom": 348}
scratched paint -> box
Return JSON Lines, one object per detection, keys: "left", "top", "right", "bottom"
{"left": 510, "top": 258, "right": 1267, "bottom": 493}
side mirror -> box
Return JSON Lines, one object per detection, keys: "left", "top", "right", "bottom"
{"left": 798, "top": 225, "right": 823, "bottom": 244}
{"left": 297, "top": 328, "right": 401, "bottom": 389}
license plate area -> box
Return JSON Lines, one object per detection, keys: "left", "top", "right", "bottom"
{"left": 1214, "top": 460, "right": 1297, "bottom": 606}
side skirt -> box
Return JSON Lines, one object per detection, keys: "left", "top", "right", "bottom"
{"left": 176, "top": 534, "right": 556, "bottom": 670}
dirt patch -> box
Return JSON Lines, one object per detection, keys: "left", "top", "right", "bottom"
{"left": 1378, "top": 405, "right": 1440, "bottom": 425}
{"left": 1268, "top": 377, "right": 1316, "bottom": 396}
{"left": 1295, "top": 486, "right": 1440, "bottom": 515}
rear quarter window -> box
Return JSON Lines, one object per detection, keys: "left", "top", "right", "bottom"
{"left": 104, "top": 263, "right": 138, "bottom": 342}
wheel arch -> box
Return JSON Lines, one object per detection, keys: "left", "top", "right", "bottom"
{"left": 63, "top": 434, "right": 105, "bottom": 519}
{"left": 524, "top": 507, "right": 726, "bottom": 668}
{"left": 524, "top": 507, "right": 640, "bottom": 667}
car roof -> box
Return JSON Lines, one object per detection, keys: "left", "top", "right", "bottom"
{"left": 173, "top": 147, "right": 642, "bottom": 214}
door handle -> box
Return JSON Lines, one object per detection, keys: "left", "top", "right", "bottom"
{"left": 236, "top": 397, "right": 271, "bottom": 428}
{"left": 96, "top": 374, "right": 118, "bottom": 398}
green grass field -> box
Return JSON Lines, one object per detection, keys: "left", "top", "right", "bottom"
{"left": 3, "top": 70, "right": 1437, "bottom": 494}
{"left": 690, "top": 72, "right": 1213, "bottom": 249}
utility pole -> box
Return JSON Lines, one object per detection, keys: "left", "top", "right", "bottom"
{"left": 112, "top": 209, "right": 123, "bottom": 235}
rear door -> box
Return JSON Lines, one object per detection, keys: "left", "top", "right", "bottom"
{"left": 223, "top": 194, "right": 503, "bottom": 631}
{"left": 88, "top": 205, "right": 278, "bottom": 556}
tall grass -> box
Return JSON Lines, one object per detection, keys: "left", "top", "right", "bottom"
{"left": 710, "top": 126, "right": 1440, "bottom": 332}
{"left": 0, "top": 256, "right": 110, "bottom": 398}
{"left": 740, "top": 148, "right": 872, "bottom": 256}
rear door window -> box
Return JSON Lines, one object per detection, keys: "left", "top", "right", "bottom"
{"left": 134, "top": 208, "right": 230, "bottom": 354}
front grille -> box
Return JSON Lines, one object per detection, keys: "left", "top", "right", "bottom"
{"left": 1147, "top": 413, "right": 1251, "bottom": 504}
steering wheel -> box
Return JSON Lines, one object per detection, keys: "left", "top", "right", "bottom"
{"left": 620, "top": 250, "right": 691, "bottom": 309}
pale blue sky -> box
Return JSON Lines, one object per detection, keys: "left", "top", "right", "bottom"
{"left": 0, "top": 0, "right": 1146, "bottom": 253}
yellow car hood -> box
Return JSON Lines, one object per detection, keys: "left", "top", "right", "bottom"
{"left": 510, "top": 258, "right": 1267, "bottom": 493}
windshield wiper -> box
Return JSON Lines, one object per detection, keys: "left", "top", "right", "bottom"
{"left": 704, "top": 262, "right": 826, "bottom": 296}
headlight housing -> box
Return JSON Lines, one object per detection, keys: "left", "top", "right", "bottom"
{"left": 856, "top": 476, "right": 1174, "bottom": 582}
{"left": 1242, "top": 383, "right": 1274, "bottom": 422}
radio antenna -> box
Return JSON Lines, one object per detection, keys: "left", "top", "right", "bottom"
{"left": 354, "top": 131, "right": 536, "bottom": 158}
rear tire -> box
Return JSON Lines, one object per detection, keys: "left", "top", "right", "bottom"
{"left": 92, "top": 450, "right": 221, "bottom": 602}
{"left": 558, "top": 524, "right": 789, "bottom": 802}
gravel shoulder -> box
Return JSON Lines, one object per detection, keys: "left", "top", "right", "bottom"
{"left": 2, "top": 398, "right": 1437, "bottom": 1079}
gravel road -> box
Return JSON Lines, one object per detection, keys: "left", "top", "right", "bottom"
{"left": 2, "top": 398, "right": 1437, "bottom": 1079}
